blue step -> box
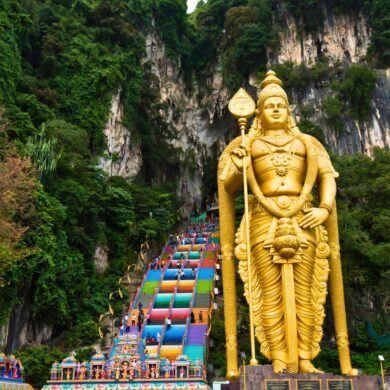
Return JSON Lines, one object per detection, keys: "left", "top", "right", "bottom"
{"left": 146, "top": 270, "right": 162, "bottom": 281}
{"left": 198, "top": 268, "right": 214, "bottom": 280}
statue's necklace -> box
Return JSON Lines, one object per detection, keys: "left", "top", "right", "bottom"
{"left": 262, "top": 138, "right": 296, "bottom": 176}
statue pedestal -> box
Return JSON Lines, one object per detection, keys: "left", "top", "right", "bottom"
{"left": 223, "top": 365, "right": 380, "bottom": 390}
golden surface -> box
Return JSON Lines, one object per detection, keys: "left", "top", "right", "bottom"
{"left": 228, "top": 88, "right": 256, "bottom": 119}
{"left": 228, "top": 87, "right": 259, "bottom": 367}
{"left": 218, "top": 71, "right": 357, "bottom": 378}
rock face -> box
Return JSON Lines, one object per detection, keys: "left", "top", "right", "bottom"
{"left": 272, "top": 7, "right": 389, "bottom": 156}
{"left": 275, "top": 9, "right": 370, "bottom": 64}
{"left": 145, "top": 31, "right": 233, "bottom": 216}
{"left": 286, "top": 70, "right": 390, "bottom": 156}
{"left": 94, "top": 246, "right": 109, "bottom": 274}
{"left": 100, "top": 88, "right": 142, "bottom": 179}
{"left": 1, "top": 280, "right": 53, "bottom": 353}
{"left": 102, "top": 11, "right": 389, "bottom": 214}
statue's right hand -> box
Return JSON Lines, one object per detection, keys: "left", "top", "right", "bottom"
{"left": 230, "top": 144, "right": 251, "bottom": 172}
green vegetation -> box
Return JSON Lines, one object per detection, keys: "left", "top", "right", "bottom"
{"left": 152, "top": 0, "right": 275, "bottom": 90}
{"left": 322, "top": 95, "right": 344, "bottom": 133}
{"left": 153, "top": 0, "right": 189, "bottom": 58}
{"left": 331, "top": 64, "right": 377, "bottom": 122}
{"left": 334, "top": 148, "right": 390, "bottom": 316}
{"left": 221, "top": 1, "right": 274, "bottom": 90}
{"left": 0, "top": 0, "right": 388, "bottom": 384}
{"left": 298, "top": 102, "right": 326, "bottom": 144}
{"left": 0, "top": 137, "right": 37, "bottom": 288}
{"left": 322, "top": 64, "right": 377, "bottom": 131}
{"left": 16, "top": 346, "right": 66, "bottom": 388}
{"left": 0, "top": 0, "right": 179, "bottom": 359}
{"left": 265, "top": 61, "right": 312, "bottom": 92}
{"left": 368, "top": 0, "right": 390, "bottom": 67}
{"left": 283, "top": 0, "right": 323, "bottom": 34}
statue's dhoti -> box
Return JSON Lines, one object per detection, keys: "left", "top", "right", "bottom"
{"left": 236, "top": 196, "right": 330, "bottom": 368}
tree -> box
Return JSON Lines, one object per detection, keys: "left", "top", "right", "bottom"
{"left": 16, "top": 345, "right": 65, "bottom": 388}
{"left": 0, "top": 113, "right": 37, "bottom": 286}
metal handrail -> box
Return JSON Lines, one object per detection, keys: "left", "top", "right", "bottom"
{"left": 130, "top": 262, "right": 151, "bottom": 311}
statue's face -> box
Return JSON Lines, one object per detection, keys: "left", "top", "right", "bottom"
{"left": 261, "top": 96, "right": 288, "bottom": 130}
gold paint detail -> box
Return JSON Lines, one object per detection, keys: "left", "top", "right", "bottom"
{"left": 218, "top": 71, "right": 356, "bottom": 377}
{"left": 228, "top": 88, "right": 256, "bottom": 119}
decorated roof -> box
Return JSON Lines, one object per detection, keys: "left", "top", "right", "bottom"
{"left": 61, "top": 357, "right": 77, "bottom": 367}
{"left": 175, "top": 356, "right": 188, "bottom": 362}
{"left": 0, "top": 354, "right": 24, "bottom": 384}
{"left": 90, "top": 355, "right": 106, "bottom": 364}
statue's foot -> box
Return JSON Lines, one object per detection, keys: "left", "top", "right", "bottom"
{"left": 299, "top": 360, "right": 324, "bottom": 374}
{"left": 272, "top": 360, "right": 287, "bottom": 373}
{"left": 226, "top": 369, "right": 240, "bottom": 380}
{"left": 343, "top": 368, "right": 359, "bottom": 376}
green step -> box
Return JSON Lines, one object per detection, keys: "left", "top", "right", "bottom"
{"left": 173, "top": 293, "right": 192, "bottom": 308}
{"left": 197, "top": 280, "right": 212, "bottom": 293}
{"left": 154, "top": 294, "right": 173, "bottom": 308}
{"left": 188, "top": 251, "right": 201, "bottom": 259}
{"left": 141, "top": 281, "right": 159, "bottom": 294}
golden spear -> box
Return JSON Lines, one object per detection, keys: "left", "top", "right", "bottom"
{"left": 228, "top": 88, "right": 258, "bottom": 366}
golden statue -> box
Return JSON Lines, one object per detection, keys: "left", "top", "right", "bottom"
{"left": 218, "top": 71, "right": 358, "bottom": 379}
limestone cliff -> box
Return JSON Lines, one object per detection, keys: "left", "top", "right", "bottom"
{"left": 144, "top": 32, "right": 231, "bottom": 216}
{"left": 274, "top": 7, "right": 370, "bottom": 64}
{"left": 100, "top": 88, "right": 142, "bottom": 180}
{"left": 101, "top": 8, "right": 389, "bottom": 214}
{"left": 282, "top": 71, "right": 389, "bottom": 155}
{"left": 273, "top": 6, "right": 389, "bottom": 155}
{"left": 102, "top": 31, "right": 233, "bottom": 215}
{"left": 1, "top": 280, "right": 53, "bottom": 352}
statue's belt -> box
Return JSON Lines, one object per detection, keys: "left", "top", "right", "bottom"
{"left": 246, "top": 195, "right": 317, "bottom": 253}
{"left": 252, "top": 194, "right": 313, "bottom": 214}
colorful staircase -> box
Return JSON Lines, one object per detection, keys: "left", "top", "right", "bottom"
{"left": 43, "top": 221, "right": 220, "bottom": 390}
{"left": 183, "top": 345, "right": 204, "bottom": 361}
{"left": 187, "top": 325, "right": 207, "bottom": 345}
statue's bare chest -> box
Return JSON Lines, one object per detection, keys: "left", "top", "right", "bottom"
{"left": 251, "top": 136, "right": 306, "bottom": 178}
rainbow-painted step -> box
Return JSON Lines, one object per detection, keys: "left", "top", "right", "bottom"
{"left": 43, "top": 222, "right": 220, "bottom": 389}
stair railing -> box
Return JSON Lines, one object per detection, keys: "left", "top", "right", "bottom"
{"left": 136, "top": 284, "right": 159, "bottom": 365}
{"left": 166, "top": 286, "right": 176, "bottom": 326}
{"left": 202, "top": 234, "right": 219, "bottom": 370}
{"left": 190, "top": 285, "right": 196, "bottom": 311}
{"left": 130, "top": 262, "right": 152, "bottom": 311}
{"left": 183, "top": 287, "right": 196, "bottom": 346}
{"left": 157, "top": 316, "right": 167, "bottom": 357}
{"left": 181, "top": 315, "right": 191, "bottom": 353}
{"left": 108, "top": 337, "right": 118, "bottom": 361}
{"left": 171, "top": 286, "right": 177, "bottom": 312}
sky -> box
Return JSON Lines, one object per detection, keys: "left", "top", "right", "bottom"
{"left": 187, "top": 0, "right": 199, "bottom": 13}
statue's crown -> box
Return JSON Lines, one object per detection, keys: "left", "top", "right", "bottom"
{"left": 258, "top": 70, "right": 289, "bottom": 109}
